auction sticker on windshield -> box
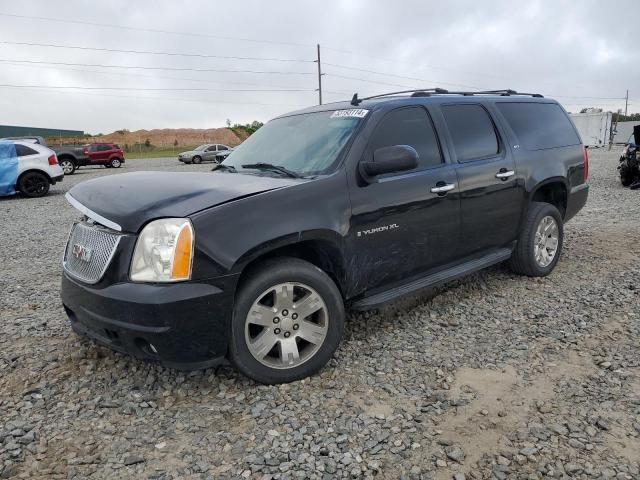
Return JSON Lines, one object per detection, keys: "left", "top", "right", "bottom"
{"left": 330, "top": 109, "right": 369, "bottom": 119}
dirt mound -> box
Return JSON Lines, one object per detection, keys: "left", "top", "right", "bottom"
{"left": 48, "top": 127, "right": 247, "bottom": 148}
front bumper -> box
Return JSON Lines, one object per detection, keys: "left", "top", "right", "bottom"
{"left": 61, "top": 272, "right": 237, "bottom": 369}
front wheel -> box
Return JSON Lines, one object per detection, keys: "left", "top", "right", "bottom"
{"left": 229, "top": 258, "right": 345, "bottom": 384}
{"left": 18, "top": 171, "right": 50, "bottom": 198}
{"left": 192, "top": 156, "right": 202, "bottom": 164}
{"left": 509, "top": 202, "right": 563, "bottom": 277}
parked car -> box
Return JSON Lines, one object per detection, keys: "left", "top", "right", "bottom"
{"left": 0, "top": 140, "right": 63, "bottom": 197}
{"left": 52, "top": 143, "right": 125, "bottom": 175}
{"left": 178, "top": 144, "right": 232, "bottom": 164}
{"left": 61, "top": 88, "right": 588, "bottom": 384}
{"left": 618, "top": 126, "right": 639, "bottom": 187}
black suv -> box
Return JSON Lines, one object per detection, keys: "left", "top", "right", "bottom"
{"left": 61, "top": 88, "right": 589, "bottom": 384}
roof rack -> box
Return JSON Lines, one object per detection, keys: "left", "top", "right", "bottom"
{"left": 350, "top": 88, "right": 543, "bottom": 106}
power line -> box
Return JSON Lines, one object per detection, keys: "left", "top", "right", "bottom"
{"left": 322, "top": 45, "right": 506, "bottom": 81}
{"left": 552, "top": 95, "right": 626, "bottom": 100}
{"left": 324, "top": 62, "right": 482, "bottom": 90}
{"left": 325, "top": 72, "right": 484, "bottom": 91}
{"left": 2, "top": 86, "right": 307, "bottom": 107}
{"left": 0, "top": 83, "right": 314, "bottom": 92}
{"left": 0, "top": 40, "right": 314, "bottom": 63}
{"left": 0, "top": 58, "right": 314, "bottom": 75}
{"left": 0, "top": 60, "right": 308, "bottom": 89}
{"left": 0, "top": 12, "right": 313, "bottom": 48}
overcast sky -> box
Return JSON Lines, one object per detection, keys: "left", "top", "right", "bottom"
{"left": 0, "top": 0, "right": 638, "bottom": 134}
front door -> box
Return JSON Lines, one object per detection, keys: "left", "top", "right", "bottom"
{"left": 346, "top": 106, "right": 461, "bottom": 295}
{"left": 203, "top": 145, "right": 218, "bottom": 162}
{"left": 439, "top": 103, "right": 523, "bottom": 255}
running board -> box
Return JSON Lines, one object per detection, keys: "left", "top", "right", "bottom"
{"left": 350, "top": 248, "right": 512, "bottom": 311}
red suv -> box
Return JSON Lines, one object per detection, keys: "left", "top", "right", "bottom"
{"left": 84, "top": 143, "right": 126, "bottom": 169}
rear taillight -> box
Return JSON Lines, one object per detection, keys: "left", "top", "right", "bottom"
{"left": 48, "top": 154, "right": 57, "bottom": 166}
{"left": 582, "top": 145, "right": 589, "bottom": 181}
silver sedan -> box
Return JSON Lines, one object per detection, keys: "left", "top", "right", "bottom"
{"left": 178, "top": 144, "right": 233, "bottom": 164}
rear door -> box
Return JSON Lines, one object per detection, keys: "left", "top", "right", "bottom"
{"left": 347, "top": 105, "right": 461, "bottom": 292}
{"left": 439, "top": 103, "right": 523, "bottom": 255}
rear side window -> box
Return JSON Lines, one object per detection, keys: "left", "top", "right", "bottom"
{"left": 441, "top": 104, "right": 499, "bottom": 161}
{"left": 218, "top": 145, "right": 228, "bottom": 151}
{"left": 15, "top": 144, "right": 38, "bottom": 157}
{"left": 97, "top": 144, "right": 111, "bottom": 152}
{"left": 496, "top": 102, "right": 580, "bottom": 150}
{"left": 369, "top": 106, "right": 443, "bottom": 172}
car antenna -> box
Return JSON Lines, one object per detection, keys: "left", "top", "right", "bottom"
{"left": 351, "top": 93, "right": 361, "bottom": 106}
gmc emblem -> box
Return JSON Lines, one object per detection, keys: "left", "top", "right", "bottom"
{"left": 71, "top": 244, "right": 93, "bottom": 262}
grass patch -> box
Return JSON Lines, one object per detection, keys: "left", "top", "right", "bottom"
{"left": 125, "top": 146, "right": 199, "bottom": 159}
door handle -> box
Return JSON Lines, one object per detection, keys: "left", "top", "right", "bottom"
{"left": 495, "top": 169, "right": 515, "bottom": 179}
{"left": 430, "top": 183, "right": 455, "bottom": 194}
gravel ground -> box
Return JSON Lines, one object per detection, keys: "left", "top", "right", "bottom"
{"left": 0, "top": 152, "right": 639, "bottom": 480}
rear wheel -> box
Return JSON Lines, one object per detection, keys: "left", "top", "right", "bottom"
{"left": 510, "top": 202, "right": 563, "bottom": 277}
{"left": 192, "top": 155, "right": 202, "bottom": 164}
{"left": 59, "top": 158, "right": 76, "bottom": 175}
{"left": 620, "top": 164, "right": 635, "bottom": 187}
{"left": 110, "top": 158, "right": 122, "bottom": 168}
{"left": 229, "top": 257, "right": 345, "bottom": 384}
{"left": 18, "top": 171, "right": 50, "bottom": 198}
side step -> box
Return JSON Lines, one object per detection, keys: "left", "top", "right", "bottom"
{"left": 350, "top": 248, "right": 512, "bottom": 311}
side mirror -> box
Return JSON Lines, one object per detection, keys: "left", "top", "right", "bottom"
{"left": 359, "top": 145, "right": 418, "bottom": 182}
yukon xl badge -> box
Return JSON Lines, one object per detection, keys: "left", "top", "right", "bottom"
{"left": 357, "top": 223, "right": 399, "bottom": 237}
{"left": 71, "top": 244, "right": 93, "bottom": 262}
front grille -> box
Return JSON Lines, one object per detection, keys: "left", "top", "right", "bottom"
{"left": 63, "top": 221, "right": 122, "bottom": 284}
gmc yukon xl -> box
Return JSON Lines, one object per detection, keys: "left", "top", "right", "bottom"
{"left": 60, "top": 88, "right": 589, "bottom": 384}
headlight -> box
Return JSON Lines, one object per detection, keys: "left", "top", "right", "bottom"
{"left": 130, "top": 218, "right": 194, "bottom": 282}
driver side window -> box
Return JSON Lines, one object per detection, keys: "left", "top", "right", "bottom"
{"left": 369, "top": 106, "right": 443, "bottom": 177}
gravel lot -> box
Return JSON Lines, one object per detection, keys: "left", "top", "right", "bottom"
{"left": 1, "top": 151, "right": 639, "bottom": 480}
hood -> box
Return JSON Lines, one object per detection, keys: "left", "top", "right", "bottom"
{"left": 66, "top": 171, "right": 298, "bottom": 232}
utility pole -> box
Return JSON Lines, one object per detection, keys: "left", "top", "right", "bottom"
{"left": 624, "top": 89, "right": 629, "bottom": 117}
{"left": 316, "top": 44, "right": 323, "bottom": 105}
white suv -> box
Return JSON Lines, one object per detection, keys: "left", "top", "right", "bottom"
{"left": 0, "top": 140, "right": 64, "bottom": 197}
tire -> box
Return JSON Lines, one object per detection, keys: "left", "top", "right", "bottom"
{"left": 110, "top": 158, "right": 122, "bottom": 168}
{"left": 509, "top": 202, "right": 563, "bottom": 277}
{"left": 620, "top": 164, "right": 634, "bottom": 187}
{"left": 59, "top": 158, "right": 76, "bottom": 175}
{"left": 229, "top": 257, "right": 345, "bottom": 384}
{"left": 192, "top": 156, "right": 202, "bottom": 164}
{"left": 18, "top": 171, "right": 50, "bottom": 198}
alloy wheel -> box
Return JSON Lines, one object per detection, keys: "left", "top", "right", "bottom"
{"left": 534, "top": 215, "right": 559, "bottom": 267}
{"left": 244, "top": 282, "right": 328, "bottom": 369}
{"left": 61, "top": 160, "right": 74, "bottom": 174}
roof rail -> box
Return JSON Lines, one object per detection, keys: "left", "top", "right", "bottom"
{"left": 350, "top": 88, "right": 543, "bottom": 105}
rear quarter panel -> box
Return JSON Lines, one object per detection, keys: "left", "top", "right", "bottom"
{"left": 491, "top": 101, "right": 587, "bottom": 224}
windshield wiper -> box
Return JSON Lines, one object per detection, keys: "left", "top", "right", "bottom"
{"left": 241, "top": 163, "right": 302, "bottom": 178}
{"left": 211, "top": 164, "right": 237, "bottom": 173}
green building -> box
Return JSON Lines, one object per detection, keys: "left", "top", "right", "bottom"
{"left": 0, "top": 124, "right": 84, "bottom": 139}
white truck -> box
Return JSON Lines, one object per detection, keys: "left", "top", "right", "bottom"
{"left": 569, "top": 111, "right": 612, "bottom": 148}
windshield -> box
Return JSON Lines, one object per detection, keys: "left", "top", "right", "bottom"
{"left": 222, "top": 110, "right": 365, "bottom": 176}
{"left": 194, "top": 145, "right": 208, "bottom": 151}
